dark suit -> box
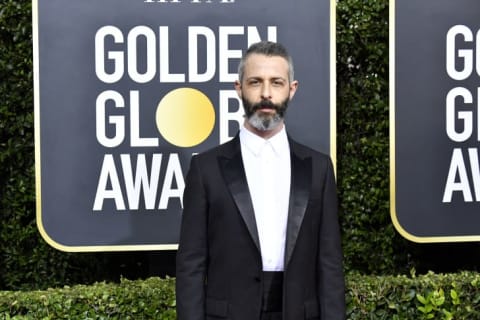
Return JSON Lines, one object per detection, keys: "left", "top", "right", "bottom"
{"left": 176, "top": 135, "right": 345, "bottom": 320}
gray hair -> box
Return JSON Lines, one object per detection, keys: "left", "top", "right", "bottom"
{"left": 237, "top": 41, "right": 294, "bottom": 83}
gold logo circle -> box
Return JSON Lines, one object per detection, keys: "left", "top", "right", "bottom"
{"left": 155, "top": 87, "right": 215, "bottom": 147}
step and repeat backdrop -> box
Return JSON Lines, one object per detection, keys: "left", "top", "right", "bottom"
{"left": 34, "top": 0, "right": 335, "bottom": 251}
{"left": 391, "top": 0, "right": 480, "bottom": 242}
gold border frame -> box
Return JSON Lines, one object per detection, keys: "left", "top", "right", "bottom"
{"left": 389, "top": 0, "right": 480, "bottom": 243}
{"left": 33, "top": 0, "right": 337, "bottom": 252}
{"left": 330, "top": 0, "right": 337, "bottom": 175}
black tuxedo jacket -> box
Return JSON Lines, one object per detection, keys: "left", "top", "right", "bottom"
{"left": 176, "top": 135, "right": 345, "bottom": 320}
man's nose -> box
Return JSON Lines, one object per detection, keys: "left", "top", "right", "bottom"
{"left": 261, "top": 84, "right": 272, "bottom": 100}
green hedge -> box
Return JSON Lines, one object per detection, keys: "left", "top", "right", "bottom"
{"left": 0, "top": 277, "right": 176, "bottom": 320}
{"left": 0, "top": 0, "right": 80, "bottom": 289}
{"left": 2, "top": 272, "right": 480, "bottom": 319}
{"left": 336, "top": 0, "right": 409, "bottom": 274}
{"left": 347, "top": 271, "right": 480, "bottom": 320}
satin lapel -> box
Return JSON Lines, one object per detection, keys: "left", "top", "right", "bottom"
{"left": 284, "top": 149, "right": 311, "bottom": 268}
{"left": 218, "top": 140, "right": 261, "bottom": 253}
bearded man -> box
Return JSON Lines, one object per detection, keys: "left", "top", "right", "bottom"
{"left": 176, "top": 41, "right": 345, "bottom": 320}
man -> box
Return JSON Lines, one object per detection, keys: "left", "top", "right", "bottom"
{"left": 176, "top": 41, "right": 345, "bottom": 320}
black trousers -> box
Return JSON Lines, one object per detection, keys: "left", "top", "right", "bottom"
{"left": 261, "top": 271, "right": 283, "bottom": 320}
{"left": 261, "top": 311, "right": 282, "bottom": 320}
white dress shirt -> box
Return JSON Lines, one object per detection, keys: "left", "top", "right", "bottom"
{"left": 239, "top": 125, "right": 291, "bottom": 271}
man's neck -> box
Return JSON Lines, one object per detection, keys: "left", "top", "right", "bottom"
{"left": 243, "top": 121, "right": 285, "bottom": 140}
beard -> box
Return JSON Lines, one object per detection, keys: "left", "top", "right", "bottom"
{"left": 242, "top": 97, "right": 289, "bottom": 131}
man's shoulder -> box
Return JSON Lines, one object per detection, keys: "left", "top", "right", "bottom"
{"left": 193, "top": 136, "right": 239, "bottom": 161}
{"left": 289, "top": 138, "right": 330, "bottom": 161}
{"left": 289, "top": 139, "right": 335, "bottom": 177}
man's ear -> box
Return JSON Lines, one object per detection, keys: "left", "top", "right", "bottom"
{"left": 289, "top": 80, "right": 299, "bottom": 100}
{"left": 234, "top": 80, "right": 242, "bottom": 98}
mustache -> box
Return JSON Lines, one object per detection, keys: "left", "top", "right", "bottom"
{"left": 250, "top": 100, "right": 277, "bottom": 112}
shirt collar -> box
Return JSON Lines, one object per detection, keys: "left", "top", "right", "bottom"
{"left": 239, "top": 124, "right": 290, "bottom": 157}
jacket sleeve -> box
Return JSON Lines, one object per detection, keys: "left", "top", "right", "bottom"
{"left": 176, "top": 156, "right": 208, "bottom": 320}
{"left": 318, "top": 158, "right": 346, "bottom": 319}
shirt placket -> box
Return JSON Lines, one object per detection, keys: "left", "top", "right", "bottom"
{"left": 261, "top": 142, "right": 278, "bottom": 269}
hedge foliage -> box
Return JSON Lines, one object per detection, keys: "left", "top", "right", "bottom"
{"left": 336, "top": 0, "right": 408, "bottom": 274}
{"left": 1, "top": 0, "right": 60, "bottom": 288}
{"left": 2, "top": 272, "right": 480, "bottom": 319}
{"left": 346, "top": 271, "right": 480, "bottom": 320}
{"left": 0, "top": 277, "right": 176, "bottom": 320}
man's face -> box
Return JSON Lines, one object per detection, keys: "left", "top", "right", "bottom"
{"left": 235, "top": 53, "right": 298, "bottom": 132}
